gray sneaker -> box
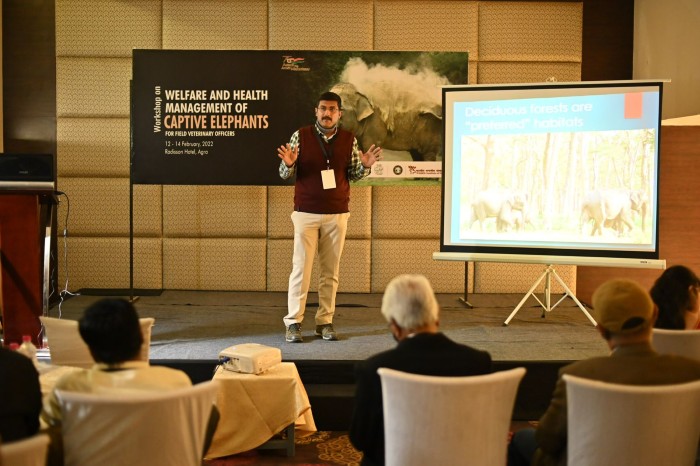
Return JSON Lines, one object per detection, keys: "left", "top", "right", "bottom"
{"left": 315, "top": 324, "right": 338, "bottom": 341}
{"left": 286, "top": 323, "right": 303, "bottom": 343}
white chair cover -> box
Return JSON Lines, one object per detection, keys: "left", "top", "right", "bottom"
{"left": 57, "top": 380, "right": 218, "bottom": 466}
{"left": 0, "top": 433, "right": 50, "bottom": 466}
{"left": 378, "top": 367, "right": 526, "bottom": 466}
{"left": 652, "top": 328, "right": 700, "bottom": 361}
{"left": 40, "top": 316, "right": 155, "bottom": 368}
{"left": 564, "top": 374, "right": 700, "bottom": 466}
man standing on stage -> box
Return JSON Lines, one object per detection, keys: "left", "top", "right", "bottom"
{"left": 278, "top": 91, "right": 382, "bottom": 343}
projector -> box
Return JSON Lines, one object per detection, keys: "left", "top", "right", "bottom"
{"left": 218, "top": 343, "right": 281, "bottom": 375}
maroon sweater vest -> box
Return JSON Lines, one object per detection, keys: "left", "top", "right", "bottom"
{"left": 293, "top": 125, "right": 354, "bottom": 214}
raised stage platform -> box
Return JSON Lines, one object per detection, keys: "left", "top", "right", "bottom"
{"left": 47, "top": 290, "right": 607, "bottom": 429}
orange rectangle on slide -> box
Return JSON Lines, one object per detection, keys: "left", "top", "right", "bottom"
{"left": 624, "top": 93, "right": 643, "bottom": 119}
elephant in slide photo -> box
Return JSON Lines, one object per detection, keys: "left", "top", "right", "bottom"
{"left": 580, "top": 190, "right": 648, "bottom": 236}
{"left": 470, "top": 189, "right": 530, "bottom": 232}
{"left": 330, "top": 82, "right": 442, "bottom": 161}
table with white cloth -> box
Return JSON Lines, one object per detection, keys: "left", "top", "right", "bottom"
{"left": 206, "top": 362, "right": 317, "bottom": 459}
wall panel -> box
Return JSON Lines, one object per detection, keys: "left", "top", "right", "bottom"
{"left": 57, "top": 178, "right": 162, "bottom": 237}
{"left": 477, "top": 61, "right": 581, "bottom": 84}
{"left": 51, "top": 0, "right": 584, "bottom": 293}
{"left": 57, "top": 118, "right": 130, "bottom": 177}
{"left": 479, "top": 2, "right": 582, "bottom": 61}
{"left": 163, "top": 186, "right": 267, "bottom": 238}
{"left": 57, "top": 237, "right": 162, "bottom": 290}
{"left": 372, "top": 186, "right": 441, "bottom": 239}
{"left": 268, "top": 186, "right": 295, "bottom": 239}
{"left": 267, "top": 238, "right": 294, "bottom": 292}
{"left": 347, "top": 187, "right": 373, "bottom": 239}
{"left": 374, "top": 0, "right": 478, "bottom": 55}
{"left": 56, "top": 58, "right": 132, "bottom": 117}
{"left": 163, "top": 238, "right": 267, "bottom": 290}
{"left": 268, "top": 0, "right": 374, "bottom": 50}
{"left": 371, "top": 239, "right": 464, "bottom": 293}
{"left": 474, "top": 263, "right": 575, "bottom": 294}
{"left": 163, "top": 0, "right": 268, "bottom": 50}
{"left": 56, "top": 0, "right": 161, "bottom": 57}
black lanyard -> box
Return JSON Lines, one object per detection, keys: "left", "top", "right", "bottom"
{"left": 314, "top": 128, "right": 335, "bottom": 170}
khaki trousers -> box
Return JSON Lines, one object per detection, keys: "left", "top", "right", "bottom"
{"left": 283, "top": 211, "right": 349, "bottom": 327}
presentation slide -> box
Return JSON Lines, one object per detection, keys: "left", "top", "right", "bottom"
{"left": 440, "top": 81, "right": 663, "bottom": 262}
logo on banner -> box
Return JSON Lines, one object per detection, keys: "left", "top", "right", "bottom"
{"left": 373, "top": 163, "right": 384, "bottom": 176}
{"left": 281, "top": 56, "right": 310, "bottom": 72}
{"left": 408, "top": 165, "right": 441, "bottom": 176}
{"left": 393, "top": 165, "right": 403, "bottom": 175}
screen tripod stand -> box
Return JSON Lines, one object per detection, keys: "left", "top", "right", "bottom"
{"left": 503, "top": 264, "right": 597, "bottom": 326}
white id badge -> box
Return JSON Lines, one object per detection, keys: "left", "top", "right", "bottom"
{"left": 321, "top": 169, "right": 336, "bottom": 189}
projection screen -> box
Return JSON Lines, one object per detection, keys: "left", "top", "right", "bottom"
{"left": 436, "top": 80, "right": 665, "bottom": 268}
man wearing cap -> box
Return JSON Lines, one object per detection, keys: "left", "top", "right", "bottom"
{"left": 509, "top": 278, "right": 700, "bottom": 466}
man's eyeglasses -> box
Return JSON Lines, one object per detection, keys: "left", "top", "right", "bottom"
{"left": 317, "top": 106, "right": 340, "bottom": 114}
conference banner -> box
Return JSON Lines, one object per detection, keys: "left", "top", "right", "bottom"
{"left": 131, "top": 50, "right": 468, "bottom": 185}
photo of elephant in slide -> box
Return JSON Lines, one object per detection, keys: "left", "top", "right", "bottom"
{"left": 470, "top": 190, "right": 530, "bottom": 232}
{"left": 580, "top": 190, "right": 648, "bottom": 236}
{"left": 330, "top": 82, "right": 442, "bottom": 161}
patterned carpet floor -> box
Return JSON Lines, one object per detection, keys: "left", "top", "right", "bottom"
{"left": 204, "top": 422, "right": 536, "bottom": 465}
{"left": 204, "top": 431, "right": 362, "bottom": 465}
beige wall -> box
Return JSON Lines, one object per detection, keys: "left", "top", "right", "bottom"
{"left": 55, "top": 0, "right": 582, "bottom": 294}
{"left": 634, "top": 0, "right": 700, "bottom": 119}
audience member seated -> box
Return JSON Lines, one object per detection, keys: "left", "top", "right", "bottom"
{"left": 42, "top": 298, "right": 192, "bottom": 425}
{"left": 650, "top": 264, "right": 700, "bottom": 330}
{"left": 508, "top": 279, "right": 700, "bottom": 466}
{"left": 41, "top": 298, "right": 218, "bottom": 464}
{"left": 349, "top": 274, "right": 492, "bottom": 466}
{"left": 0, "top": 345, "right": 42, "bottom": 442}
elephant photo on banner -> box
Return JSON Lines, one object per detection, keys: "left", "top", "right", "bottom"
{"left": 331, "top": 72, "right": 442, "bottom": 161}
{"left": 329, "top": 55, "right": 467, "bottom": 163}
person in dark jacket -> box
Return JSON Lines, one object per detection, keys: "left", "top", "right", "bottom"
{"left": 349, "top": 274, "right": 492, "bottom": 466}
{"left": 509, "top": 278, "right": 700, "bottom": 466}
{"left": 0, "top": 345, "right": 42, "bottom": 442}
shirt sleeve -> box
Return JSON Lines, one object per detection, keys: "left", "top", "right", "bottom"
{"left": 41, "top": 372, "right": 81, "bottom": 426}
{"left": 348, "top": 361, "right": 381, "bottom": 455}
{"left": 348, "top": 137, "right": 370, "bottom": 182}
{"left": 279, "top": 130, "right": 300, "bottom": 179}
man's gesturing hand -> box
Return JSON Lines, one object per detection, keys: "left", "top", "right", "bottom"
{"left": 277, "top": 143, "right": 298, "bottom": 167}
{"left": 361, "top": 144, "right": 383, "bottom": 168}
